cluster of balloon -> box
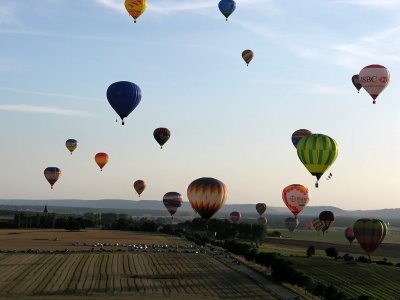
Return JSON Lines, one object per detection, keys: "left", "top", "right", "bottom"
{"left": 319, "top": 211, "right": 335, "bottom": 234}
{"left": 358, "top": 64, "right": 390, "bottom": 104}
{"left": 65, "top": 139, "right": 78, "bottom": 155}
{"left": 345, "top": 227, "right": 355, "bottom": 245}
{"left": 229, "top": 211, "right": 241, "bottom": 223}
{"left": 44, "top": 167, "right": 61, "bottom": 189}
{"left": 124, "top": 0, "right": 147, "bottom": 23}
{"left": 353, "top": 219, "right": 387, "bottom": 258}
{"left": 187, "top": 177, "right": 228, "bottom": 222}
{"left": 163, "top": 192, "right": 184, "bottom": 219}
{"left": 282, "top": 184, "right": 310, "bottom": 218}
{"left": 296, "top": 134, "right": 338, "bottom": 188}
{"left": 285, "top": 217, "right": 299, "bottom": 233}
{"left": 107, "top": 81, "right": 142, "bottom": 125}
{"left": 351, "top": 75, "right": 362, "bottom": 93}
{"left": 133, "top": 180, "right": 146, "bottom": 197}
{"left": 291, "top": 129, "right": 312, "bottom": 148}
{"left": 242, "top": 50, "right": 254, "bottom": 66}
{"left": 153, "top": 128, "right": 171, "bottom": 149}
{"left": 95, "top": 153, "right": 109, "bottom": 172}
{"left": 218, "top": 0, "right": 236, "bottom": 21}
{"left": 312, "top": 218, "right": 324, "bottom": 232}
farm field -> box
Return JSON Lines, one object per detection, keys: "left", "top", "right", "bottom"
{"left": 0, "top": 252, "right": 279, "bottom": 300}
{"left": 285, "top": 256, "right": 400, "bottom": 299}
{"left": 0, "top": 229, "right": 186, "bottom": 250}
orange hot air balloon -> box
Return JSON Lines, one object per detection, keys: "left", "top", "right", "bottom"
{"left": 242, "top": 50, "right": 254, "bottom": 66}
{"left": 256, "top": 203, "right": 267, "bottom": 216}
{"left": 282, "top": 184, "right": 310, "bottom": 217}
{"left": 44, "top": 167, "right": 61, "bottom": 189}
{"left": 95, "top": 153, "right": 109, "bottom": 171}
{"left": 134, "top": 180, "right": 146, "bottom": 197}
{"left": 187, "top": 177, "right": 228, "bottom": 221}
{"left": 124, "top": 0, "right": 147, "bottom": 23}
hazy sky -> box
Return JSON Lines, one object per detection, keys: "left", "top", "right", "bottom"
{"left": 0, "top": 0, "right": 399, "bottom": 210}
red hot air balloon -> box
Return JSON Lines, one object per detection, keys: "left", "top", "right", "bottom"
{"left": 134, "top": 180, "right": 146, "bottom": 197}
{"left": 306, "top": 222, "right": 313, "bottom": 230}
{"left": 282, "top": 184, "right": 310, "bottom": 217}
{"left": 359, "top": 64, "right": 390, "bottom": 104}
{"left": 229, "top": 211, "right": 241, "bottom": 223}
{"left": 44, "top": 167, "right": 61, "bottom": 189}
{"left": 291, "top": 129, "right": 312, "bottom": 148}
{"left": 255, "top": 203, "right": 267, "bottom": 216}
{"left": 242, "top": 50, "right": 254, "bottom": 66}
{"left": 95, "top": 153, "right": 109, "bottom": 171}
{"left": 345, "top": 227, "right": 355, "bottom": 245}
{"left": 187, "top": 177, "right": 228, "bottom": 221}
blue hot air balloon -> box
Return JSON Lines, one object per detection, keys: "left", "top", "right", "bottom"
{"left": 106, "top": 81, "right": 142, "bottom": 125}
{"left": 218, "top": 0, "right": 236, "bottom": 21}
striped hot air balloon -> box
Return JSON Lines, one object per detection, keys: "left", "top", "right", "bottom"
{"left": 296, "top": 134, "right": 338, "bottom": 187}
{"left": 134, "top": 180, "right": 146, "bottom": 197}
{"left": 255, "top": 203, "right": 267, "bottom": 216}
{"left": 359, "top": 64, "right": 390, "bottom": 104}
{"left": 124, "top": 0, "right": 147, "bottom": 23}
{"left": 229, "top": 211, "right": 241, "bottom": 223}
{"left": 285, "top": 217, "right": 299, "bottom": 233}
{"left": 163, "top": 192, "right": 183, "bottom": 218}
{"left": 353, "top": 219, "right": 387, "bottom": 258}
{"left": 291, "top": 129, "right": 312, "bottom": 148}
{"left": 44, "top": 167, "right": 61, "bottom": 189}
{"left": 242, "top": 50, "right": 254, "bottom": 66}
{"left": 95, "top": 153, "right": 109, "bottom": 171}
{"left": 282, "top": 184, "right": 310, "bottom": 217}
{"left": 65, "top": 139, "right": 78, "bottom": 155}
{"left": 319, "top": 211, "right": 335, "bottom": 233}
{"left": 312, "top": 218, "right": 324, "bottom": 232}
{"left": 187, "top": 177, "right": 228, "bottom": 221}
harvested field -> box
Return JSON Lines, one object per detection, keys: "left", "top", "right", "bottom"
{"left": 0, "top": 252, "right": 279, "bottom": 299}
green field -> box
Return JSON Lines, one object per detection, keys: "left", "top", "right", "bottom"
{"left": 285, "top": 256, "right": 400, "bottom": 299}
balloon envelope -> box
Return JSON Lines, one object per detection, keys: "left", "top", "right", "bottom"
{"left": 351, "top": 75, "right": 362, "bottom": 93}
{"left": 291, "top": 129, "right": 312, "bottom": 148}
{"left": 124, "top": 0, "right": 147, "bottom": 22}
{"left": 95, "top": 153, "right": 109, "bottom": 171}
{"left": 229, "top": 211, "right": 241, "bottom": 223}
{"left": 312, "top": 218, "right": 324, "bottom": 231}
{"left": 107, "top": 81, "right": 141, "bottom": 125}
{"left": 353, "top": 218, "right": 387, "bottom": 257}
{"left": 297, "top": 134, "right": 338, "bottom": 187}
{"left": 153, "top": 127, "right": 171, "bottom": 149}
{"left": 319, "top": 211, "right": 335, "bottom": 232}
{"left": 285, "top": 217, "right": 299, "bottom": 233}
{"left": 134, "top": 180, "right": 146, "bottom": 197}
{"left": 255, "top": 203, "right": 267, "bottom": 216}
{"left": 258, "top": 216, "right": 267, "bottom": 225}
{"left": 345, "top": 227, "right": 355, "bottom": 245}
{"left": 44, "top": 167, "right": 61, "bottom": 189}
{"left": 187, "top": 177, "right": 228, "bottom": 221}
{"left": 163, "top": 192, "right": 183, "bottom": 217}
{"left": 65, "top": 139, "right": 78, "bottom": 155}
{"left": 242, "top": 50, "right": 254, "bottom": 66}
{"left": 306, "top": 222, "right": 313, "bottom": 230}
{"left": 282, "top": 184, "right": 310, "bottom": 217}
{"left": 218, "top": 0, "right": 236, "bottom": 20}
{"left": 359, "top": 64, "right": 390, "bottom": 104}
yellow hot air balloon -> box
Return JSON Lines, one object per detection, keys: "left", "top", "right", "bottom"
{"left": 187, "top": 177, "right": 228, "bottom": 221}
{"left": 125, "top": 0, "right": 147, "bottom": 23}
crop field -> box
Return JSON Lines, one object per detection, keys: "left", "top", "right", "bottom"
{"left": 285, "top": 256, "right": 400, "bottom": 299}
{"left": 0, "top": 252, "right": 278, "bottom": 299}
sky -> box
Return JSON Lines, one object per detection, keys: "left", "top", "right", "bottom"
{"left": 0, "top": 0, "right": 399, "bottom": 210}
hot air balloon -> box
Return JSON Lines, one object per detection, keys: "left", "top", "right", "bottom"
{"left": 65, "top": 139, "right": 78, "bottom": 155}
{"left": 306, "top": 222, "right": 313, "bottom": 230}
{"left": 285, "top": 217, "right": 299, "bottom": 233}
{"left": 163, "top": 192, "right": 183, "bottom": 218}
{"left": 242, "top": 50, "right": 254, "bottom": 66}
{"left": 282, "top": 184, "right": 310, "bottom": 217}
{"left": 296, "top": 134, "right": 338, "bottom": 187}
{"left": 133, "top": 180, "right": 146, "bottom": 197}
{"left": 291, "top": 129, "right": 312, "bottom": 148}
{"left": 44, "top": 167, "right": 61, "bottom": 189}
{"left": 95, "top": 153, "right": 109, "bottom": 171}
{"left": 107, "top": 81, "right": 142, "bottom": 125}
{"left": 256, "top": 203, "right": 267, "bottom": 216}
{"left": 345, "top": 227, "right": 355, "bottom": 245}
{"left": 258, "top": 216, "right": 267, "bottom": 225}
{"left": 187, "top": 177, "right": 227, "bottom": 221}
{"left": 351, "top": 75, "right": 362, "bottom": 93}
{"left": 353, "top": 219, "right": 387, "bottom": 258}
{"left": 312, "top": 218, "right": 324, "bottom": 232}
{"left": 319, "top": 211, "right": 335, "bottom": 233}
{"left": 124, "top": 0, "right": 147, "bottom": 23}
{"left": 359, "top": 64, "right": 390, "bottom": 104}
{"left": 153, "top": 127, "right": 171, "bottom": 149}
{"left": 218, "top": 0, "right": 236, "bottom": 21}
{"left": 229, "top": 211, "right": 241, "bottom": 223}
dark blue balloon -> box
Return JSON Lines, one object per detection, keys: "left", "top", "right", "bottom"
{"left": 218, "top": 0, "right": 236, "bottom": 20}
{"left": 106, "top": 81, "right": 142, "bottom": 125}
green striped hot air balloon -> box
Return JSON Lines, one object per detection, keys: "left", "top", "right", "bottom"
{"left": 353, "top": 219, "right": 387, "bottom": 258}
{"left": 296, "top": 134, "right": 338, "bottom": 187}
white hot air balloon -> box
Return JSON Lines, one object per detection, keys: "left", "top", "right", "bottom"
{"left": 358, "top": 64, "right": 390, "bottom": 104}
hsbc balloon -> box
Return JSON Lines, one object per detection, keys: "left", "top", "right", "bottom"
{"left": 282, "top": 184, "right": 310, "bottom": 217}
{"left": 359, "top": 64, "right": 390, "bottom": 104}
